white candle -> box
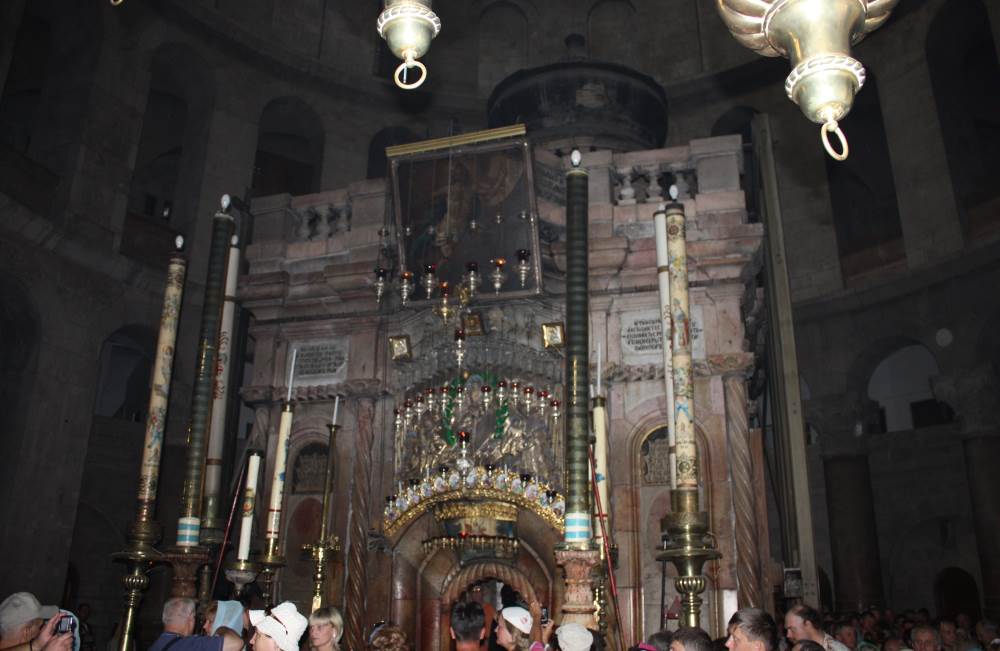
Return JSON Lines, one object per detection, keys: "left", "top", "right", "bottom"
{"left": 237, "top": 452, "right": 261, "bottom": 561}
{"left": 286, "top": 348, "right": 297, "bottom": 403}
{"left": 266, "top": 407, "right": 294, "bottom": 541}
{"left": 332, "top": 395, "right": 340, "bottom": 425}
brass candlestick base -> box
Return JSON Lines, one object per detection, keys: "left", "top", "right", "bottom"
{"left": 657, "top": 490, "right": 720, "bottom": 629}
{"left": 256, "top": 539, "right": 287, "bottom": 607}
{"left": 303, "top": 536, "right": 341, "bottom": 613}
{"left": 163, "top": 546, "right": 211, "bottom": 599}
{"left": 112, "top": 542, "right": 164, "bottom": 651}
{"left": 225, "top": 558, "right": 263, "bottom": 597}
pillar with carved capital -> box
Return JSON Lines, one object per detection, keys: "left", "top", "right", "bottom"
{"left": 344, "top": 397, "right": 376, "bottom": 651}
{"left": 555, "top": 548, "right": 602, "bottom": 628}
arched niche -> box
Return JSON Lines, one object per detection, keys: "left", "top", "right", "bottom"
{"left": 630, "top": 421, "right": 716, "bottom": 639}
{"left": 367, "top": 126, "right": 421, "bottom": 179}
{"left": 825, "top": 74, "right": 905, "bottom": 286}
{"left": 478, "top": 1, "right": 529, "bottom": 97}
{"left": 866, "top": 343, "right": 953, "bottom": 433}
{"left": 93, "top": 324, "right": 156, "bottom": 421}
{"left": 587, "top": 0, "right": 639, "bottom": 66}
{"left": 927, "top": 0, "right": 1000, "bottom": 241}
{"left": 252, "top": 96, "right": 324, "bottom": 197}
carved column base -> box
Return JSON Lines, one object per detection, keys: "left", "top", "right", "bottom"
{"left": 163, "top": 547, "right": 210, "bottom": 598}
{"left": 555, "top": 547, "right": 601, "bottom": 629}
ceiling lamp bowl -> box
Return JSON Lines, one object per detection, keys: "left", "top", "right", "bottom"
{"left": 715, "top": 0, "right": 898, "bottom": 160}
{"left": 377, "top": 0, "right": 441, "bottom": 90}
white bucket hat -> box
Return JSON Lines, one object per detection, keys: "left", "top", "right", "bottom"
{"left": 500, "top": 607, "right": 533, "bottom": 635}
{"left": 556, "top": 623, "right": 594, "bottom": 651}
{"left": 0, "top": 593, "right": 58, "bottom": 632}
{"left": 249, "top": 602, "right": 307, "bottom": 651}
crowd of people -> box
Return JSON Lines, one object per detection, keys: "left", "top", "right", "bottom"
{"left": 2, "top": 589, "right": 999, "bottom": 651}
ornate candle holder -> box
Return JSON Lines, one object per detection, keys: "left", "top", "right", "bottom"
{"left": 302, "top": 421, "right": 342, "bottom": 613}
{"left": 436, "top": 281, "right": 456, "bottom": 324}
{"left": 480, "top": 384, "right": 492, "bottom": 408}
{"left": 224, "top": 558, "right": 262, "bottom": 598}
{"left": 465, "top": 262, "right": 481, "bottom": 298}
{"left": 516, "top": 249, "right": 531, "bottom": 288}
{"left": 455, "top": 328, "right": 466, "bottom": 367}
{"left": 399, "top": 271, "right": 414, "bottom": 306}
{"left": 374, "top": 267, "right": 388, "bottom": 305}
{"left": 523, "top": 386, "right": 534, "bottom": 413}
{"left": 422, "top": 263, "right": 437, "bottom": 300}
{"left": 490, "top": 258, "right": 507, "bottom": 294}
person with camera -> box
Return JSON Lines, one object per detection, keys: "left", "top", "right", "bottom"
{"left": 0, "top": 593, "right": 72, "bottom": 651}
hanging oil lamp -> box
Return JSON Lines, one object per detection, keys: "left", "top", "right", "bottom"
{"left": 436, "top": 281, "right": 456, "bottom": 324}
{"left": 490, "top": 258, "right": 507, "bottom": 294}
{"left": 523, "top": 385, "right": 534, "bottom": 413}
{"left": 516, "top": 249, "right": 531, "bottom": 289}
{"left": 714, "top": 0, "right": 899, "bottom": 160}
{"left": 481, "top": 384, "right": 492, "bottom": 409}
{"left": 376, "top": 0, "right": 441, "bottom": 90}
{"left": 399, "top": 270, "right": 414, "bottom": 306}
{"left": 374, "top": 267, "right": 388, "bottom": 305}
{"left": 454, "top": 328, "right": 466, "bottom": 368}
{"left": 465, "top": 261, "right": 481, "bottom": 299}
{"left": 422, "top": 263, "right": 437, "bottom": 300}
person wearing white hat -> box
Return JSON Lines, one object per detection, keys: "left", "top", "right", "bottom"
{"left": 248, "top": 602, "right": 308, "bottom": 651}
{"left": 0, "top": 592, "right": 58, "bottom": 650}
{"left": 497, "top": 607, "right": 544, "bottom": 651}
{"left": 555, "top": 623, "right": 594, "bottom": 651}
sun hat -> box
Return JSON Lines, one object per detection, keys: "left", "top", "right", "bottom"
{"left": 0, "top": 593, "right": 59, "bottom": 632}
{"left": 556, "top": 623, "right": 594, "bottom": 651}
{"left": 249, "top": 602, "right": 307, "bottom": 651}
{"left": 500, "top": 607, "right": 533, "bottom": 635}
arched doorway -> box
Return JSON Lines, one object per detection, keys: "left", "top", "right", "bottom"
{"left": 934, "top": 567, "right": 981, "bottom": 621}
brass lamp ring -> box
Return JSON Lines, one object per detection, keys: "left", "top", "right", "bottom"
{"left": 376, "top": 3, "right": 442, "bottom": 39}
{"left": 821, "top": 120, "right": 849, "bottom": 161}
{"left": 784, "top": 54, "right": 866, "bottom": 102}
{"left": 394, "top": 51, "right": 428, "bottom": 89}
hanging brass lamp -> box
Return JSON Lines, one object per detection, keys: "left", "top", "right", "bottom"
{"left": 377, "top": 0, "right": 441, "bottom": 90}
{"left": 715, "top": 0, "right": 898, "bottom": 160}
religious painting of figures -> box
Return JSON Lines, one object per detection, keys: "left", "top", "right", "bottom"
{"left": 387, "top": 126, "right": 543, "bottom": 298}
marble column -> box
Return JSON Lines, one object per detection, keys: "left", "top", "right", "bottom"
{"left": 724, "top": 372, "right": 763, "bottom": 609}
{"left": 823, "top": 454, "right": 884, "bottom": 611}
{"left": 344, "top": 397, "right": 376, "bottom": 651}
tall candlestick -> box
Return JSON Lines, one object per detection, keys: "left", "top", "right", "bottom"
{"left": 665, "top": 202, "right": 697, "bottom": 490}
{"left": 591, "top": 397, "right": 610, "bottom": 527}
{"left": 237, "top": 452, "right": 262, "bottom": 561}
{"left": 203, "top": 235, "right": 242, "bottom": 542}
{"left": 332, "top": 395, "right": 340, "bottom": 426}
{"left": 653, "top": 206, "right": 678, "bottom": 490}
{"left": 266, "top": 403, "right": 295, "bottom": 545}
{"left": 286, "top": 348, "right": 297, "bottom": 403}
{"left": 177, "top": 201, "right": 235, "bottom": 548}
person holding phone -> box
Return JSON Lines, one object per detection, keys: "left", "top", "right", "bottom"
{"left": 0, "top": 592, "right": 60, "bottom": 651}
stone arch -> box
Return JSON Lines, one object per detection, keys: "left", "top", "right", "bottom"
{"left": 933, "top": 566, "right": 982, "bottom": 620}
{"left": 587, "top": 0, "right": 639, "bottom": 65}
{"left": 252, "top": 96, "right": 325, "bottom": 197}
{"left": 441, "top": 560, "right": 539, "bottom": 605}
{"left": 927, "top": 0, "right": 1000, "bottom": 240}
{"left": 867, "top": 343, "right": 952, "bottom": 432}
{"left": 478, "top": 1, "right": 530, "bottom": 97}
{"left": 826, "top": 73, "right": 904, "bottom": 285}
{"left": 366, "top": 126, "right": 421, "bottom": 179}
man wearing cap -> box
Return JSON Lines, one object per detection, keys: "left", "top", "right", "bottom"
{"left": 248, "top": 602, "right": 307, "bottom": 651}
{"left": 150, "top": 599, "right": 243, "bottom": 651}
{"left": 556, "top": 623, "right": 594, "bottom": 651}
{"left": 0, "top": 593, "right": 59, "bottom": 651}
